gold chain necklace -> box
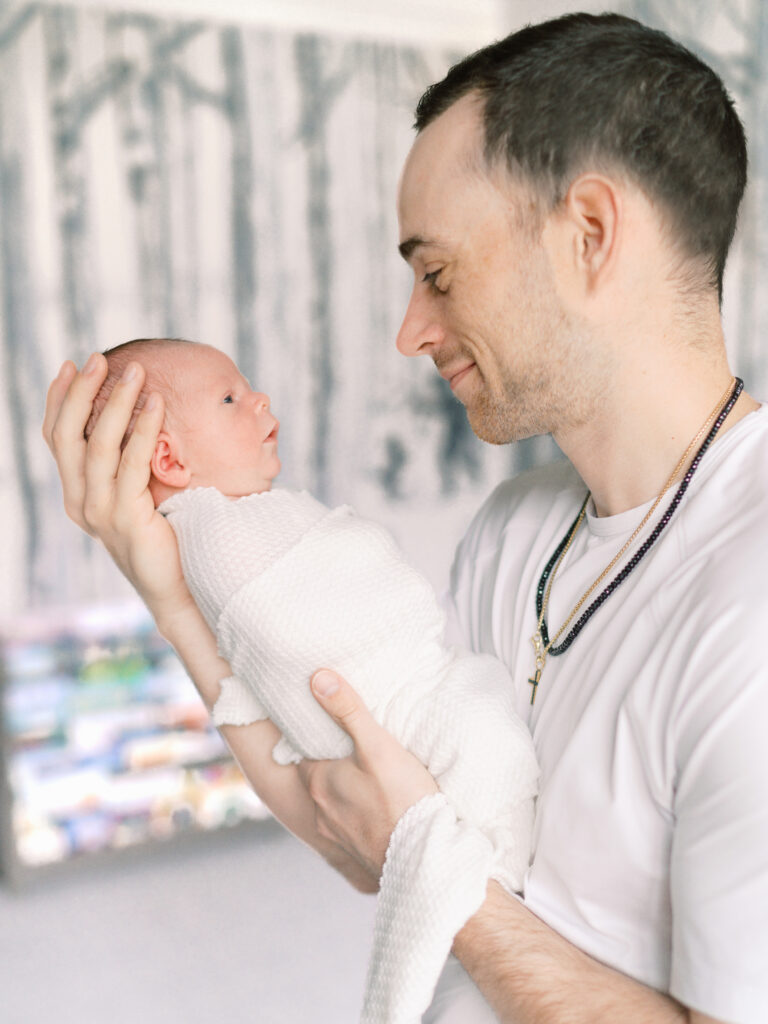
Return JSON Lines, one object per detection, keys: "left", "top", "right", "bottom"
{"left": 528, "top": 377, "right": 737, "bottom": 705}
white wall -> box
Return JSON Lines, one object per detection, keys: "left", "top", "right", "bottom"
{"left": 59, "top": 0, "right": 508, "bottom": 46}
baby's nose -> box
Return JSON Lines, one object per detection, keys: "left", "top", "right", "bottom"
{"left": 252, "top": 392, "right": 270, "bottom": 414}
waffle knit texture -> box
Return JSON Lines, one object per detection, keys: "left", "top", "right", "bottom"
{"left": 160, "top": 486, "right": 539, "bottom": 1023}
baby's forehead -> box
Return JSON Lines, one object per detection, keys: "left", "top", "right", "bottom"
{"left": 159, "top": 345, "right": 240, "bottom": 403}
{"left": 178, "top": 344, "right": 234, "bottom": 373}
{"left": 157, "top": 344, "right": 218, "bottom": 380}
{"left": 166, "top": 350, "right": 209, "bottom": 380}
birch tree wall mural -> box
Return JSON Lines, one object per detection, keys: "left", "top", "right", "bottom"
{"left": 1, "top": 1, "right": 767, "bottom": 620}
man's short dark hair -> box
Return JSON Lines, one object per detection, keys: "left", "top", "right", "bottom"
{"left": 415, "top": 12, "right": 747, "bottom": 300}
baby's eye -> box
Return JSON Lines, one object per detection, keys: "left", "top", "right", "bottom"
{"left": 223, "top": 394, "right": 234, "bottom": 404}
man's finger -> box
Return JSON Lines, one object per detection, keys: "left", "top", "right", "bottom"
{"left": 46, "top": 353, "right": 108, "bottom": 450}
{"left": 114, "top": 391, "right": 164, "bottom": 511}
{"left": 42, "top": 360, "right": 77, "bottom": 450}
{"left": 310, "top": 670, "right": 381, "bottom": 748}
{"left": 43, "top": 355, "right": 108, "bottom": 532}
{"left": 84, "top": 361, "right": 146, "bottom": 516}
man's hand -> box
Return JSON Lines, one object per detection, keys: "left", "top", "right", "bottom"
{"left": 298, "top": 669, "right": 439, "bottom": 886}
{"left": 42, "top": 355, "right": 192, "bottom": 625}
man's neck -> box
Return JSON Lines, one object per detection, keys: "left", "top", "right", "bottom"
{"left": 552, "top": 337, "right": 760, "bottom": 518}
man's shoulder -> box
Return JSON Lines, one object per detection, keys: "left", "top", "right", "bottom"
{"left": 488, "top": 459, "right": 583, "bottom": 506}
{"left": 464, "top": 459, "right": 584, "bottom": 546}
{"left": 682, "top": 406, "right": 768, "bottom": 602}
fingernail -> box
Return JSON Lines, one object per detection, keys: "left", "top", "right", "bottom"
{"left": 83, "top": 354, "right": 99, "bottom": 375}
{"left": 122, "top": 363, "right": 137, "bottom": 383}
{"left": 312, "top": 671, "right": 339, "bottom": 697}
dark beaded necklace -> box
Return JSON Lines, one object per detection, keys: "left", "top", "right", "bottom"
{"left": 534, "top": 376, "right": 744, "bottom": 663}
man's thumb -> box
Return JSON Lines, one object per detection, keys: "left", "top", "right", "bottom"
{"left": 311, "top": 669, "right": 369, "bottom": 740}
{"left": 312, "top": 669, "right": 341, "bottom": 699}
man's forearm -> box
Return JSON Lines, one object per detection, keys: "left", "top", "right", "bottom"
{"left": 453, "top": 882, "right": 690, "bottom": 1024}
{"left": 155, "top": 597, "right": 313, "bottom": 830}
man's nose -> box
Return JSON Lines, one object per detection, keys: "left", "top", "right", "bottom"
{"left": 396, "top": 289, "right": 446, "bottom": 357}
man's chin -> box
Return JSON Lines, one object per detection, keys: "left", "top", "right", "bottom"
{"left": 466, "top": 403, "right": 516, "bottom": 445}
{"left": 466, "top": 403, "right": 546, "bottom": 446}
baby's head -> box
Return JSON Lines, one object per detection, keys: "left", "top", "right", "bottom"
{"left": 85, "top": 338, "right": 280, "bottom": 506}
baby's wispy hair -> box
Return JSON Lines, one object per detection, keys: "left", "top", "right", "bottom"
{"left": 84, "top": 337, "right": 199, "bottom": 448}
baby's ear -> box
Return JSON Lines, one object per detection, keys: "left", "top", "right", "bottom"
{"left": 151, "top": 432, "right": 191, "bottom": 489}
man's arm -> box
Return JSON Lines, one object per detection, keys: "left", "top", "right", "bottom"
{"left": 300, "top": 672, "right": 727, "bottom": 1024}
{"left": 453, "top": 881, "right": 726, "bottom": 1024}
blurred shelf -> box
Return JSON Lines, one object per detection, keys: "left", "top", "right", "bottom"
{"left": 0, "top": 600, "right": 272, "bottom": 887}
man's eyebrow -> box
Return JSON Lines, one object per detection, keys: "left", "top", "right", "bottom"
{"left": 398, "top": 236, "right": 438, "bottom": 262}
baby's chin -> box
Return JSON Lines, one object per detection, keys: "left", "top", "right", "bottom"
{"left": 222, "top": 479, "right": 275, "bottom": 499}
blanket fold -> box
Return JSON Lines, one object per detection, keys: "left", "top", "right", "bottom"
{"left": 362, "top": 793, "right": 495, "bottom": 1024}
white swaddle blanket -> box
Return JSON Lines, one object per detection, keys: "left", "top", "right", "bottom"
{"left": 160, "top": 486, "right": 539, "bottom": 1023}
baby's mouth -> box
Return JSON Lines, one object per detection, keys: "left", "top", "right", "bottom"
{"left": 264, "top": 420, "right": 279, "bottom": 442}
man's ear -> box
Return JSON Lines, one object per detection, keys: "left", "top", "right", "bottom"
{"left": 151, "top": 431, "right": 191, "bottom": 489}
{"left": 561, "top": 173, "right": 621, "bottom": 288}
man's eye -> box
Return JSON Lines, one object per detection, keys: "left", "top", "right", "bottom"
{"left": 422, "top": 269, "right": 446, "bottom": 294}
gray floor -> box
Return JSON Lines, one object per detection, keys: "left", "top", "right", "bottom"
{"left": 0, "top": 820, "right": 377, "bottom": 1023}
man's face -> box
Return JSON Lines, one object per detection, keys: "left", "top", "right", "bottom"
{"left": 173, "top": 345, "right": 280, "bottom": 497}
{"left": 396, "top": 93, "right": 585, "bottom": 443}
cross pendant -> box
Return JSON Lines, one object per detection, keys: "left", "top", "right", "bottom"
{"left": 528, "top": 667, "right": 541, "bottom": 705}
{"left": 529, "top": 630, "right": 546, "bottom": 706}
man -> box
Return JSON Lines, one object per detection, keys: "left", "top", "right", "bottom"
{"left": 45, "top": 12, "right": 767, "bottom": 1024}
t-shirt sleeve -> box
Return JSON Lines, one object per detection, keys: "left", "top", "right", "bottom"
{"left": 669, "top": 600, "right": 768, "bottom": 1023}
{"left": 447, "top": 478, "right": 518, "bottom": 654}
{"left": 439, "top": 586, "right": 469, "bottom": 649}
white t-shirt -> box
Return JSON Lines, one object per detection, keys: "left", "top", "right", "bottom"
{"left": 447, "top": 404, "right": 768, "bottom": 1024}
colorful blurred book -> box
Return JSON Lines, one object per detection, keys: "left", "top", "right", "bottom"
{"left": 0, "top": 601, "right": 270, "bottom": 882}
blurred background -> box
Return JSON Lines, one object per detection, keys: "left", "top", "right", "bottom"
{"left": 0, "top": 0, "right": 766, "bottom": 1021}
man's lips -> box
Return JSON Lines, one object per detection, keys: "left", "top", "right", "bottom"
{"left": 440, "top": 363, "right": 476, "bottom": 391}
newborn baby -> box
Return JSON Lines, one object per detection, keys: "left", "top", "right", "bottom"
{"left": 88, "top": 337, "right": 539, "bottom": 1024}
